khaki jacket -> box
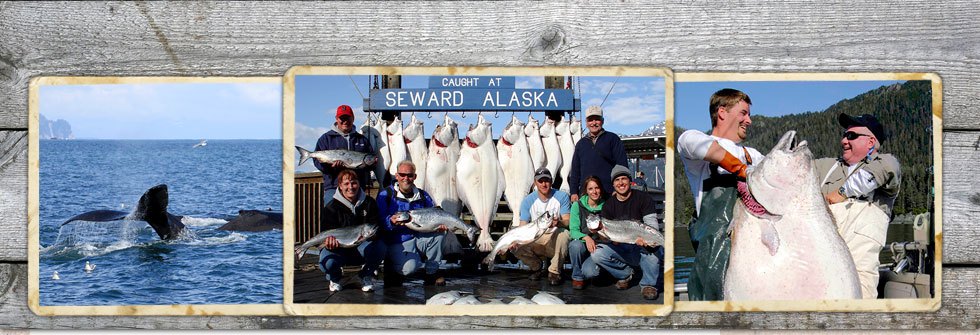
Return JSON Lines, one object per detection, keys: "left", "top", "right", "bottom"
{"left": 814, "top": 152, "right": 901, "bottom": 217}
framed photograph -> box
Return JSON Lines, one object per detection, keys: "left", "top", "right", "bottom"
{"left": 27, "top": 77, "right": 286, "bottom": 315}
{"left": 284, "top": 66, "right": 673, "bottom": 316}
{"left": 670, "top": 73, "right": 941, "bottom": 312}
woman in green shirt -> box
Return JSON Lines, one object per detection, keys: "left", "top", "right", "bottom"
{"left": 568, "top": 176, "right": 606, "bottom": 289}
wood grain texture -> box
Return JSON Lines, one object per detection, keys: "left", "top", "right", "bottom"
{"left": 0, "top": 0, "right": 977, "bottom": 329}
{"left": 1, "top": 2, "right": 979, "bottom": 127}
{"left": 0, "top": 131, "right": 26, "bottom": 262}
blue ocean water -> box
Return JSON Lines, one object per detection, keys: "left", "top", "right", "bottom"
{"left": 39, "top": 140, "right": 282, "bottom": 305}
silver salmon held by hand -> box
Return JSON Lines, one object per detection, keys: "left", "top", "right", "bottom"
{"left": 293, "top": 223, "right": 379, "bottom": 261}
{"left": 295, "top": 146, "right": 378, "bottom": 169}
{"left": 482, "top": 211, "right": 553, "bottom": 270}
{"left": 585, "top": 214, "right": 664, "bottom": 247}
{"left": 724, "top": 131, "right": 861, "bottom": 301}
{"left": 393, "top": 207, "right": 481, "bottom": 244}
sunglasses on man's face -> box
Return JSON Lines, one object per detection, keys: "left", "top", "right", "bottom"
{"left": 842, "top": 131, "right": 871, "bottom": 141}
{"left": 397, "top": 173, "right": 416, "bottom": 178}
{"left": 338, "top": 116, "right": 354, "bottom": 122}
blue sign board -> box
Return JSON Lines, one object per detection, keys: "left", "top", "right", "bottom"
{"left": 428, "top": 76, "right": 515, "bottom": 89}
{"left": 368, "top": 89, "right": 575, "bottom": 111}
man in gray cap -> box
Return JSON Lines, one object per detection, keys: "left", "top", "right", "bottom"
{"left": 814, "top": 113, "right": 901, "bottom": 299}
{"left": 586, "top": 164, "right": 663, "bottom": 300}
{"left": 568, "top": 105, "right": 629, "bottom": 203}
{"left": 508, "top": 167, "right": 571, "bottom": 285}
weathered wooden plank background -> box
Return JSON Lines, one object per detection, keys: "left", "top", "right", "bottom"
{"left": 1, "top": 1, "right": 978, "bottom": 329}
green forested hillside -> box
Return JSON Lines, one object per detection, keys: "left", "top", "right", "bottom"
{"left": 674, "top": 80, "right": 934, "bottom": 226}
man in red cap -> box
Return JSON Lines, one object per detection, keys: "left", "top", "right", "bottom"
{"left": 815, "top": 113, "right": 901, "bottom": 299}
{"left": 314, "top": 104, "right": 376, "bottom": 202}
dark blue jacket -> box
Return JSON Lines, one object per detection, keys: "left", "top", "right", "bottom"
{"left": 313, "top": 128, "right": 374, "bottom": 191}
{"left": 376, "top": 186, "right": 436, "bottom": 244}
{"left": 568, "top": 130, "right": 629, "bottom": 197}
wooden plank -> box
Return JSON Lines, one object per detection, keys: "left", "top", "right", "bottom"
{"left": 0, "top": 0, "right": 977, "bottom": 328}
{"left": 0, "top": 131, "right": 26, "bottom": 261}
{"left": 1, "top": 2, "right": 980, "bottom": 127}
{"left": 0, "top": 262, "right": 976, "bottom": 329}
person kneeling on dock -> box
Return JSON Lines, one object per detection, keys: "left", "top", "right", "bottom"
{"left": 514, "top": 167, "right": 571, "bottom": 286}
{"left": 589, "top": 165, "right": 663, "bottom": 300}
{"left": 318, "top": 169, "right": 386, "bottom": 293}
{"left": 568, "top": 176, "right": 606, "bottom": 290}
{"left": 378, "top": 160, "right": 448, "bottom": 287}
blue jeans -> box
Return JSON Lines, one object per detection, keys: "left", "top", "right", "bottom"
{"left": 387, "top": 232, "right": 446, "bottom": 275}
{"left": 591, "top": 243, "right": 661, "bottom": 287}
{"left": 569, "top": 239, "right": 600, "bottom": 281}
{"left": 318, "top": 239, "right": 386, "bottom": 283}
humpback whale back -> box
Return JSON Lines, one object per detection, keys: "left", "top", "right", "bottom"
{"left": 61, "top": 184, "right": 186, "bottom": 240}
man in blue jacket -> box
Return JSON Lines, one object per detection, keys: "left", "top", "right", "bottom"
{"left": 377, "top": 160, "right": 448, "bottom": 286}
{"left": 313, "top": 104, "right": 375, "bottom": 202}
{"left": 568, "top": 105, "right": 629, "bottom": 203}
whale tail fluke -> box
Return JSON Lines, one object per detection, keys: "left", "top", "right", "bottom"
{"left": 131, "top": 184, "right": 184, "bottom": 240}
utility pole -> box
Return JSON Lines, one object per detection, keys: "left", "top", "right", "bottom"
{"left": 381, "top": 75, "right": 401, "bottom": 123}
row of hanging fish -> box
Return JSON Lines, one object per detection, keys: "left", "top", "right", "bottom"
{"left": 297, "top": 113, "right": 583, "bottom": 253}
{"left": 425, "top": 290, "right": 565, "bottom": 305}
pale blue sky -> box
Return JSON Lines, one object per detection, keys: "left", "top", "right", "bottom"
{"left": 39, "top": 82, "right": 282, "bottom": 140}
{"left": 294, "top": 74, "right": 666, "bottom": 172}
{"left": 675, "top": 80, "right": 903, "bottom": 131}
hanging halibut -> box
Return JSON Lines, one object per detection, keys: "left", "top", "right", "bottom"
{"left": 497, "top": 115, "right": 534, "bottom": 227}
{"left": 403, "top": 114, "right": 429, "bottom": 189}
{"left": 524, "top": 116, "right": 547, "bottom": 171}
{"left": 426, "top": 115, "right": 462, "bottom": 216}
{"left": 386, "top": 117, "right": 409, "bottom": 179}
{"left": 539, "top": 119, "right": 563, "bottom": 184}
{"left": 569, "top": 115, "right": 582, "bottom": 147}
{"left": 371, "top": 117, "right": 390, "bottom": 187}
{"left": 456, "top": 114, "right": 506, "bottom": 252}
{"left": 555, "top": 118, "right": 575, "bottom": 193}
{"left": 723, "top": 131, "right": 861, "bottom": 301}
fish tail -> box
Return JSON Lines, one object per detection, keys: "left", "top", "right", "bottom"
{"left": 296, "top": 146, "right": 311, "bottom": 166}
{"left": 294, "top": 246, "right": 308, "bottom": 262}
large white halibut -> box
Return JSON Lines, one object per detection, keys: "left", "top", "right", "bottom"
{"left": 539, "top": 119, "right": 562, "bottom": 181}
{"left": 386, "top": 117, "right": 409, "bottom": 178}
{"left": 403, "top": 114, "right": 429, "bottom": 189}
{"left": 457, "top": 114, "right": 506, "bottom": 251}
{"left": 723, "top": 131, "right": 861, "bottom": 301}
{"left": 426, "top": 115, "right": 461, "bottom": 216}
{"left": 371, "top": 117, "right": 390, "bottom": 186}
{"left": 497, "top": 115, "right": 534, "bottom": 227}
{"left": 569, "top": 115, "right": 582, "bottom": 147}
{"left": 555, "top": 118, "right": 575, "bottom": 193}
{"left": 524, "top": 116, "right": 546, "bottom": 171}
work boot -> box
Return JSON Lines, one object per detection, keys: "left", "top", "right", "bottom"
{"left": 424, "top": 272, "right": 446, "bottom": 286}
{"left": 572, "top": 279, "right": 586, "bottom": 290}
{"left": 548, "top": 272, "right": 562, "bottom": 286}
{"left": 641, "top": 286, "right": 660, "bottom": 300}
{"left": 529, "top": 269, "right": 546, "bottom": 281}
{"left": 615, "top": 273, "right": 633, "bottom": 290}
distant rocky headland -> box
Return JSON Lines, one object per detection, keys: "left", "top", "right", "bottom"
{"left": 39, "top": 114, "right": 73, "bottom": 139}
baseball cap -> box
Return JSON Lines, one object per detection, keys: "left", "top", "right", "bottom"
{"left": 585, "top": 105, "right": 603, "bottom": 119}
{"left": 838, "top": 113, "right": 885, "bottom": 142}
{"left": 336, "top": 105, "right": 354, "bottom": 119}
{"left": 610, "top": 164, "right": 631, "bottom": 181}
{"left": 534, "top": 167, "right": 552, "bottom": 181}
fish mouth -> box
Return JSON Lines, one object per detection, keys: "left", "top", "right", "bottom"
{"left": 775, "top": 130, "right": 808, "bottom": 153}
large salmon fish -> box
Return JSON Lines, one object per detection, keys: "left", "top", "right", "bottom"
{"left": 723, "top": 131, "right": 861, "bottom": 301}
{"left": 293, "top": 223, "right": 379, "bottom": 261}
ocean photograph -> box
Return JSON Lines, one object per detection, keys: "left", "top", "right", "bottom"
{"left": 36, "top": 81, "right": 284, "bottom": 306}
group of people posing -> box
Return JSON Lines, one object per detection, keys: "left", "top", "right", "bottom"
{"left": 309, "top": 104, "right": 664, "bottom": 300}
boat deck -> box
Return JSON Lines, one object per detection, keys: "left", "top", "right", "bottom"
{"left": 293, "top": 252, "right": 665, "bottom": 305}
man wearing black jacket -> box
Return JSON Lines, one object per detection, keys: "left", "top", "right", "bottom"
{"left": 568, "top": 105, "right": 629, "bottom": 203}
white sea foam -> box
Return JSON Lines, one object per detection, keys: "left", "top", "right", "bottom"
{"left": 181, "top": 216, "right": 227, "bottom": 227}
